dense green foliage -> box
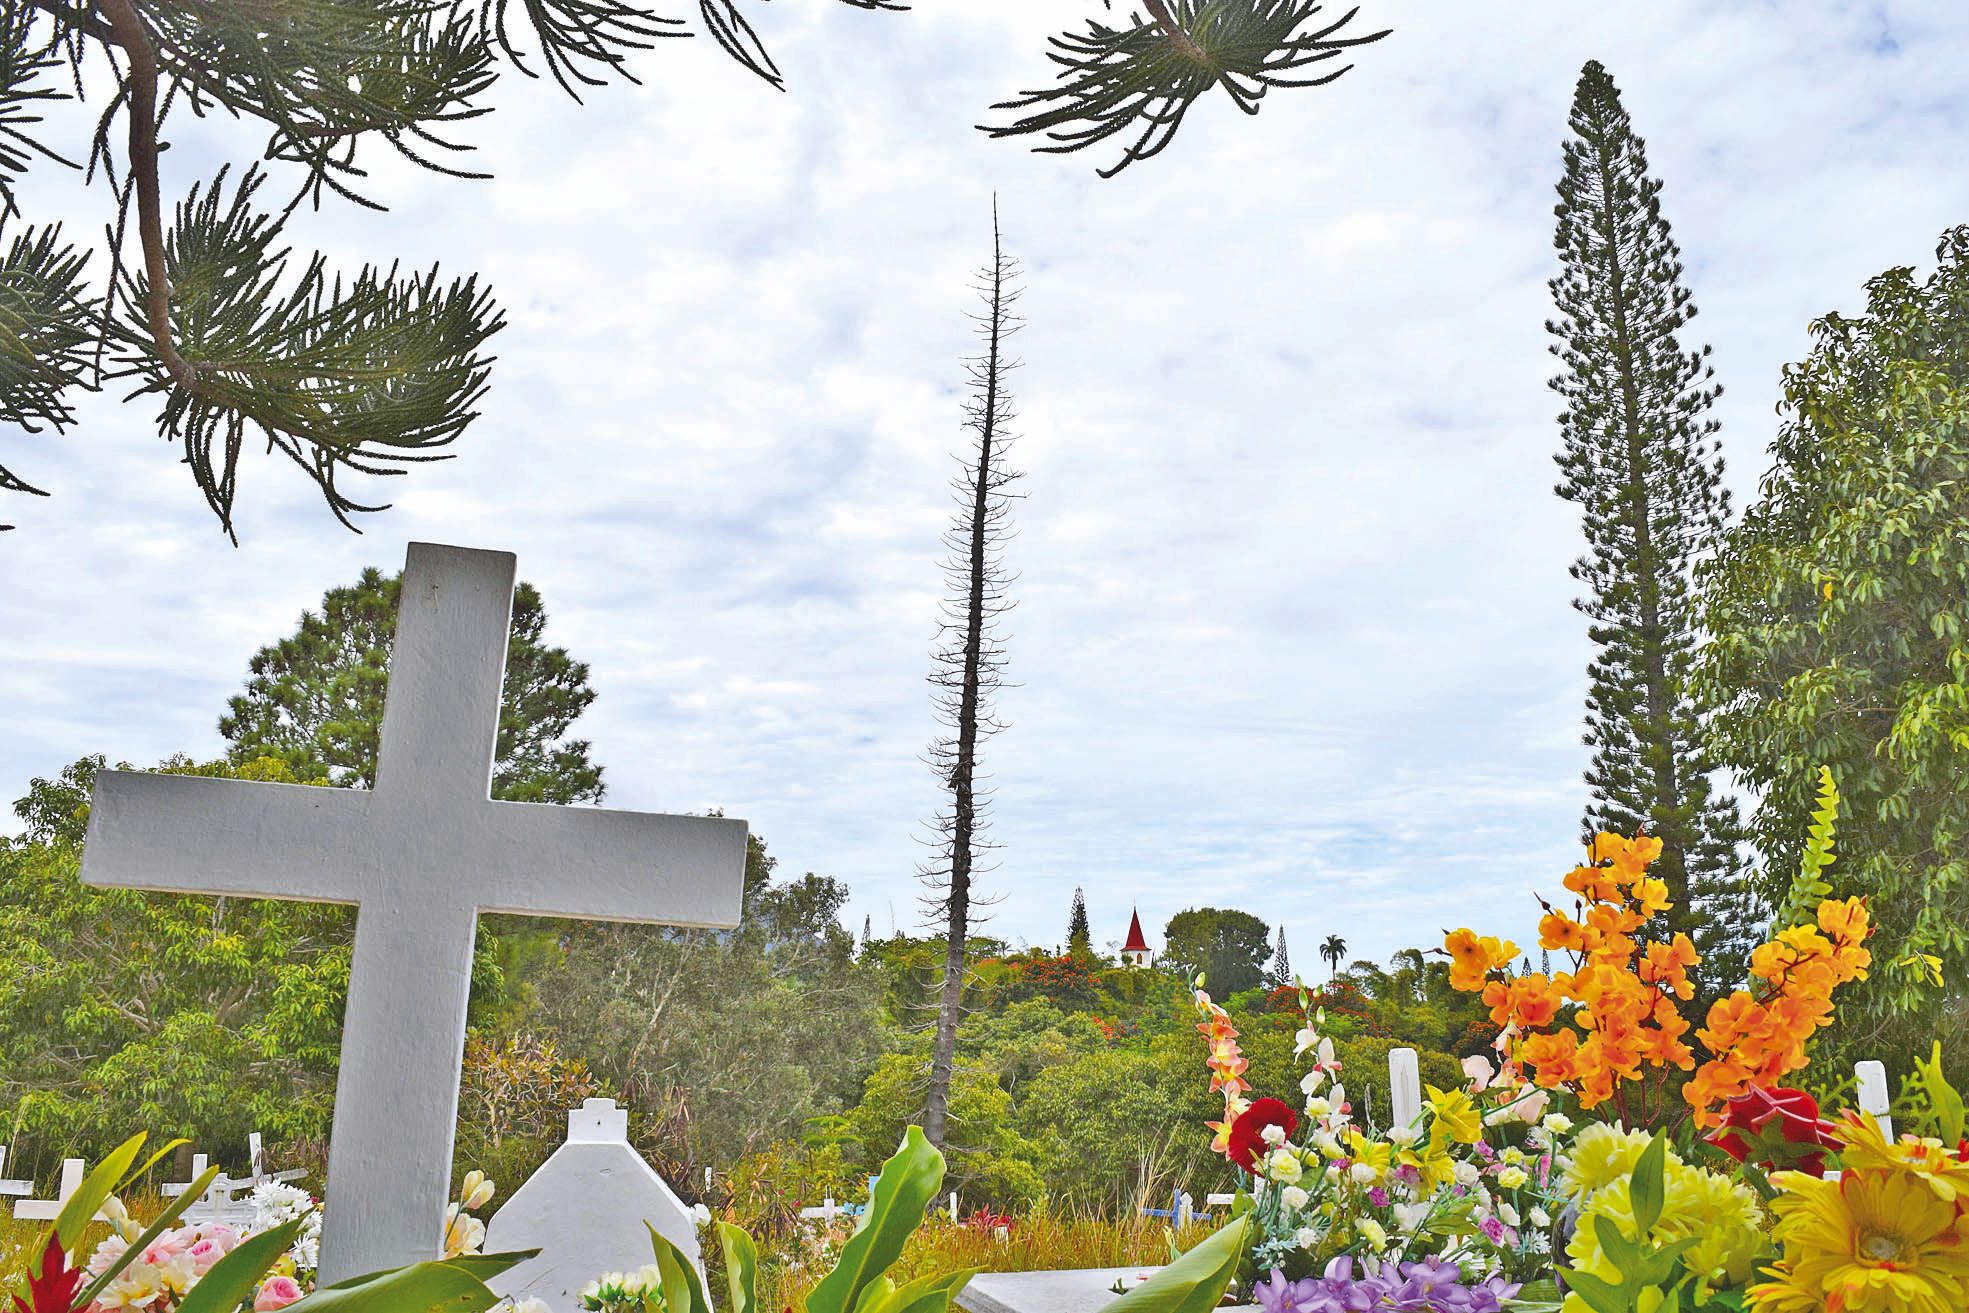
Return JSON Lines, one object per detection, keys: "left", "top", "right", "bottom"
{"left": 1700, "top": 227, "right": 1969, "bottom": 1073}
{"left": 1160, "top": 908, "right": 1271, "bottom": 995}
{"left": 0, "top": 756, "right": 351, "bottom": 1163}
{"left": 220, "top": 567, "right": 604, "bottom": 804}
{"left": 1546, "top": 60, "right": 1752, "bottom": 987}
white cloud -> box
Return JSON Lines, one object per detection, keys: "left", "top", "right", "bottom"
{"left": 4, "top": 1, "right": 1967, "bottom": 965}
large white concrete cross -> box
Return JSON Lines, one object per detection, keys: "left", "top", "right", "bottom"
{"left": 80, "top": 543, "right": 747, "bottom": 1283}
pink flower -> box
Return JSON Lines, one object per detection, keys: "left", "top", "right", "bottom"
{"left": 255, "top": 1276, "right": 305, "bottom": 1311}
{"left": 200, "top": 1226, "right": 241, "bottom": 1252}
{"left": 186, "top": 1239, "right": 227, "bottom": 1273}
{"left": 1462, "top": 1055, "right": 1495, "bottom": 1092}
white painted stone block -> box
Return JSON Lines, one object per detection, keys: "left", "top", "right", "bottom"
{"left": 486, "top": 1100, "right": 702, "bottom": 1313}
{"left": 1854, "top": 1060, "right": 1894, "bottom": 1141}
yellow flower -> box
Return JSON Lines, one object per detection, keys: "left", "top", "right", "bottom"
{"left": 1560, "top": 1122, "right": 1665, "bottom": 1202}
{"left": 1568, "top": 1162, "right": 1763, "bottom": 1293}
{"left": 1832, "top": 1111, "right": 1969, "bottom": 1204}
{"left": 1346, "top": 1129, "right": 1391, "bottom": 1181}
{"left": 1753, "top": 1168, "right": 1969, "bottom": 1313}
{"left": 1425, "top": 1085, "right": 1482, "bottom": 1146}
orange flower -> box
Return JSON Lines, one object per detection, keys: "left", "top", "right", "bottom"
{"left": 1539, "top": 910, "right": 1588, "bottom": 953}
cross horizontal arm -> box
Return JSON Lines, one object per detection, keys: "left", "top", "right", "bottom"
{"left": 471, "top": 805, "right": 747, "bottom": 927}
{"left": 82, "top": 771, "right": 371, "bottom": 902}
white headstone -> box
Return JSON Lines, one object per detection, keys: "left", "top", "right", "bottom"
{"left": 80, "top": 544, "right": 748, "bottom": 1283}
{"left": 0, "top": 1147, "right": 31, "bottom": 1199}
{"left": 1387, "top": 1047, "right": 1422, "bottom": 1133}
{"left": 1854, "top": 1060, "right": 1894, "bottom": 1141}
{"left": 13, "top": 1159, "right": 108, "bottom": 1222}
{"left": 486, "top": 1100, "right": 701, "bottom": 1313}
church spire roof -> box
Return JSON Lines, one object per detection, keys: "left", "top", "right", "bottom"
{"left": 1123, "top": 908, "right": 1150, "bottom": 954}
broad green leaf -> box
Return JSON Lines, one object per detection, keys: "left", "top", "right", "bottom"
{"left": 650, "top": 1223, "right": 711, "bottom": 1313}
{"left": 1630, "top": 1135, "right": 1668, "bottom": 1236}
{"left": 865, "top": 1269, "right": 977, "bottom": 1313}
{"left": 436, "top": 1252, "right": 538, "bottom": 1285}
{"left": 718, "top": 1223, "right": 758, "bottom": 1313}
{"left": 56, "top": 1133, "right": 147, "bottom": 1250}
{"left": 1592, "top": 1213, "right": 1642, "bottom": 1276}
{"left": 852, "top": 1276, "right": 897, "bottom": 1313}
{"left": 73, "top": 1165, "right": 227, "bottom": 1308}
{"left": 1557, "top": 1269, "right": 1628, "bottom": 1313}
{"left": 176, "top": 1220, "right": 303, "bottom": 1313}
{"left": 289, "top": 1257, "right": 504, "bottom": 1313}
{"left": 1096, "top": 1214, "right": 1249, "bottom": 1313}
{"left": 805, "top": 1127, "right": 946, "bottom": 1313}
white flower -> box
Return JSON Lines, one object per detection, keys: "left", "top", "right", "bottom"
{"left": 1385, "top": 1125, "right": 1421, "bottom": 1147}
{"left": 1302, "top": 1093, "right": 1333, "bottom": 1117}
{"left": 1393, "top": 1202, "right": 1431, "bottom": 1234}
{"left": 1266, "top": 1149, "right": 1304, "bottom": 1184}
{"left": 1329, "top": 1083, "right": 1347, "bottom": 1109}
{"left": 1357, "top": 1217, "right": 1388, "bottom": 1251}
{"left": 1529, "top": 1207, "right": 1552, "bottom": 1229}
{"left": 510, "top": 1301, "right": 552, "bottom": 1313}
{"left": 1454, "top": 1161, "right": 1482, "bottom": 1187}
{"left": 1280, "top": 1185, "right": 1309, "bottom": 1211}
{"left": 1541, "top": 1113, "right": 1574, "bottom": 1135}
{"left": 1261, "top": 1124, "right": 1288, "bottom": 1147}
{"left": 691, "top": 1203, "right": 713, "bottom": 1227}
{"left": 1497, "top": 1201, "right": 1520, "bottom": 1227}
{"left": 1348, "top": 1162, "right": 1378, "bottom": 1185}
{"left": 1294, "top": 1026, "right": 1320, "bottom": 1057}
{"left": 1293, "top": 1227, "right": 1319, "bottom": 1250}
{"left": 1311, "top": 1131, "right": 1342, "bottom": 1158}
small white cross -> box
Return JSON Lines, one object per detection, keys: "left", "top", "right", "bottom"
{"left": 0, "top": 1147, "right": 34, "bottom": 1200}
{"left": 81, "top": 544, "right": 747, "bottom": 1282}
{"left": 12, "top": 1159, "right": 108, "bottom": 1222}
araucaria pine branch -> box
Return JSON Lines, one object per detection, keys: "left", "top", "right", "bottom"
{"left": 1547, "top": 60, "right": 1753, "bottom": 993}
{"left": 920, "top": 205, "right": 1023, "bottom": 1150}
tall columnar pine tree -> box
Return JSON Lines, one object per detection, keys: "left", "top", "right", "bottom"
{"left": 0, "top": 2, "right": 1388, "bottom": 534}
{"left": 921, "top": 209, "right": 1022, "bottom": 1150}
{"left": 1547, "top": 60, "right": 1753, "bottom": 987}
{"left": 1067, "top": 887, "right": 1092, "bottom": 957}
{"left": 1270, "top": 925, "right": 1292, "bottom": 987}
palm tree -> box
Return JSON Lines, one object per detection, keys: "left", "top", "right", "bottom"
{"left": 1320, "top": 934, "right": 1348, "bottom": 980}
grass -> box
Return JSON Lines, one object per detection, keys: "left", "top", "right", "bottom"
{"left": 754, "top": 1209, "right": 1219, "bottom": 1313}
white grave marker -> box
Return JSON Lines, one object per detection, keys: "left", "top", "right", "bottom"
{"left": 13, "top": 1158, "right": 108, "bottom": 1222}
{"left": 1387, "top": 1047, "right": 1422, "bottom": 1132}
{"left": 486, "top": 1099, "right": 702, "bottom": 1313}
{"left": 1854, "top": 1060, "right": 1893, "bottom": 1141}
{"left": 81, "top": 544, "right": 747, "bottom": 1283}
{"left": 0, "top": 1147, "right": 31, "bottom": 1201}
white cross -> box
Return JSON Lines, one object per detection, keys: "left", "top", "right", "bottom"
{"left": 12, "top": 1158, "right": 108, "bottom": 1222}
{"left": 81, "top": 543, "right": 747, "bottom": 1283}
{"left": 0, "top": 1147, "right": 34, "bottom": 1201}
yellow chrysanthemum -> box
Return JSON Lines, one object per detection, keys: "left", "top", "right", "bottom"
{"left": 1567, "top": 1161, "right": 1764, "bottom": 1294}
{"left": 1560, "top": 1122, "right": 1668, "bottom": 1201}
{"left": 1752, "top": 1168, "right": 1969, "bottom": 1313}
{"left": 1832, "top": 1111, "right": 1969, "bottom": 1204}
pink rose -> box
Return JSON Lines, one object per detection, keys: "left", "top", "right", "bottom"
{"left": 201, "top": 1225, "right": 242, "bottom": 1252}
{"left": 187, "top": 1238, "right": 227, "bottom": 1273}
{"left": 255, "top": 1277, "right": 305, "bottom": 1311}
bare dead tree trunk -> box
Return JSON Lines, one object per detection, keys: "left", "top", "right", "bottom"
{"left": 922, "top": 204, "right": 1022, "bottom": 1148}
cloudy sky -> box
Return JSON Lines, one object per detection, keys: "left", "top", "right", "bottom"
{"left": 4, "top": 1, "right": 1966, "bottom": 968}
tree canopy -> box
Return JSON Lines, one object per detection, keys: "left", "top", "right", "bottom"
{"left": 219, "top": 565, "right": 604, "bottom": 804}
{"left": 1161, "top": 906, "right": 1270, "bottom": 995}
{"left": 1699, "top": 226, "right": 1969, "bottom": 1071}
{"left": 0, "top": 1, "right": 1390, "bottom": 535}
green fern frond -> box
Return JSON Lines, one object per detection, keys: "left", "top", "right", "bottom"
{"left": 1773, "top": 765, "right": 1840, "bottom": 929}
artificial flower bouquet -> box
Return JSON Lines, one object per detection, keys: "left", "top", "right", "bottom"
{"left": 7, "top": 1139, "right": 517, "bottom": 1313}
{"left": 1186, "top": 781, "right": 1963, "bottom": 1313}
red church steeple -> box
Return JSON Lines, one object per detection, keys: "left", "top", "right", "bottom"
{"left": 1122, "top": 908, "right": 1152, "bottom": 967}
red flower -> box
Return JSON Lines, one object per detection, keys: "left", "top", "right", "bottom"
{"left": 1705, "top": 1084, "right": 1839, "bottom": 1177}
{"left": 13, "top": 1235, "right": 83, "bottom": 1313}
{"left": 1226, "top": 1097, "right": 1299, "bottom": 1172}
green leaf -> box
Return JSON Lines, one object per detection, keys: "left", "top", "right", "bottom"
{"left": 1909, "top": 1041, "right": 1966, "bottom": 1142}
{"left": 290, "top": 1257, "right": 506, "bottom": 1313}
{"left": 1096, "top": 1215, "right": 1249, "bottom": 1313}
{"left": 1557, "top": 1269, "right": 1629, "bottom": 1313}
{"left": 717, "top": 1223, "right": 758, "bottom": 1313}
{"left": 175, "top": 1220, "right": 304, "bottom": 1313}
{"left": 649, "top": 1223, "right": 712, "bottom": 1313}
{"left": 1630, "top": 1134, "right": 1669, "bottom": 1236}
{"left": 54, "top": 1133, "right": 146, "bottom": 1250}
{"left": 1592, "top": 1212, "right": 1643, "bottom": 1277}
{"left": 805, "top": 1127, "right": 946, "bottom": 1313}
{"left": 433, "top": 1252, "right": 538, "bottom": 1285}
{"left": 863, "top": 1269, "right": 978, "bottom": 1313}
